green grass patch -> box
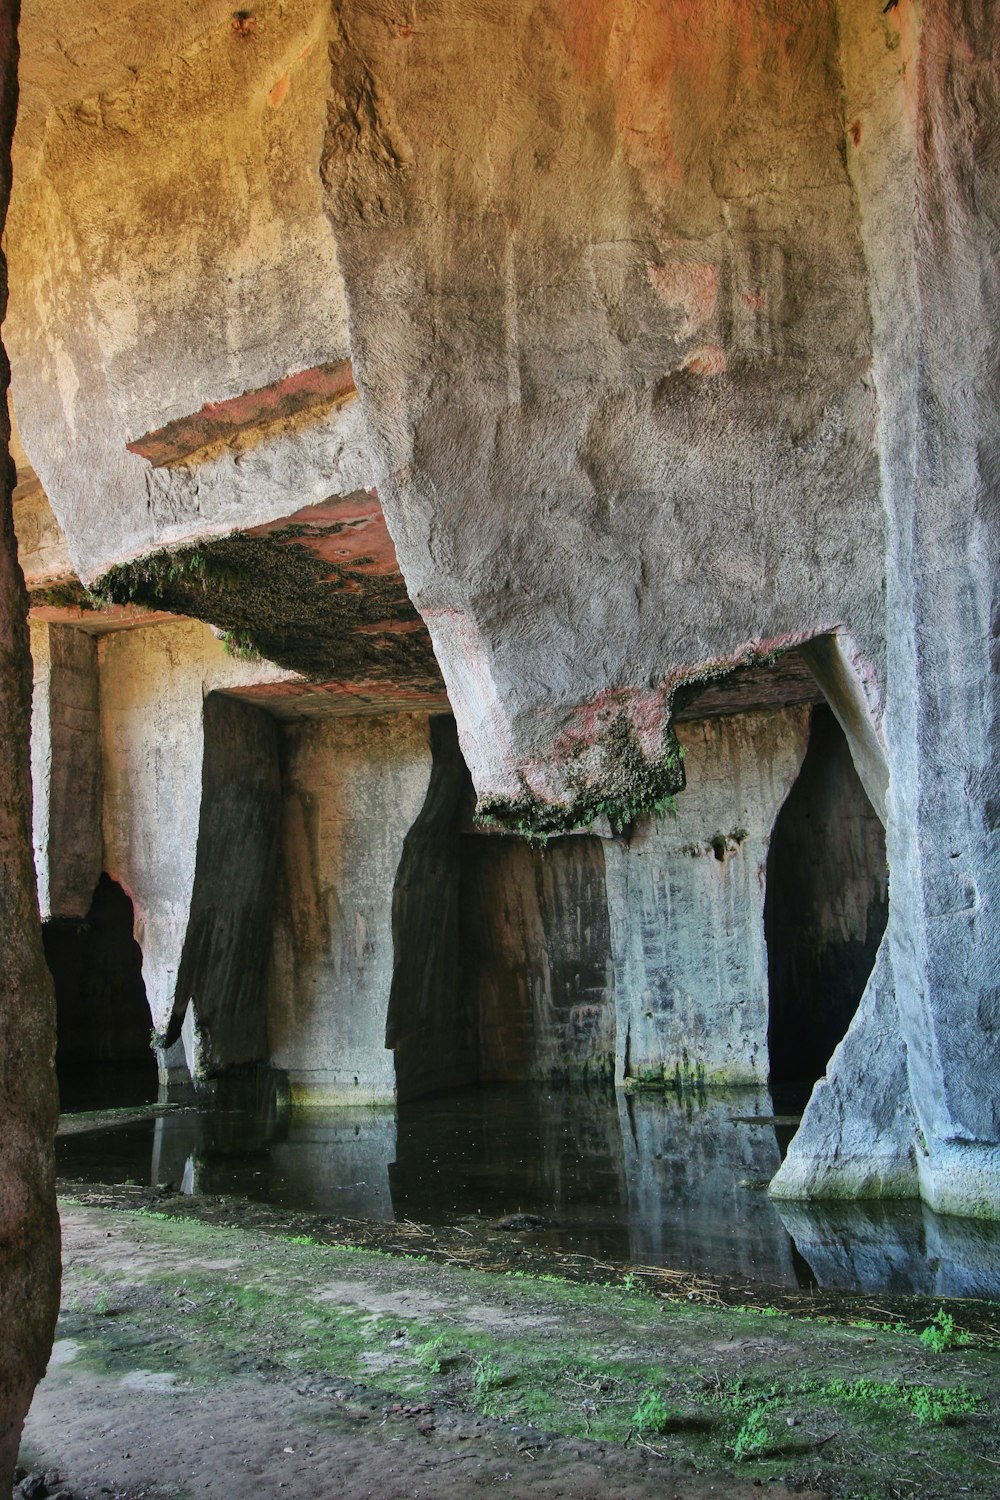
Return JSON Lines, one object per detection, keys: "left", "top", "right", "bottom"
{"left": 55, "top": 1204, "right": 1000, "bottom": 1498}
{"left": 818, "top": 1376, "right": 980, "bottom": 1426}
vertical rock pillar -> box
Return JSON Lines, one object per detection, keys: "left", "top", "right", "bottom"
{"left": 30, "top": 621, "right": 103, "bottom": 921}
{"left": 0, "top": 0, "right": 61, "bottom": 1483}
{"left": 887, "top": 0, "right": 1000, "bottom": 1216}
{"left": 775, "top": 0, "right": 1000, "bottom": 1216}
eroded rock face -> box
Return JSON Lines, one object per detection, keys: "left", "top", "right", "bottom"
{"left": 0, "top": 0, "right": 997, "bottom": 1340}
{"left": 98, "top": 618, "right": 291, "bottom": 1040}
{"left": 319, "top": 0, "right": 1000, "bottom": 1216}
{"left": 322, "top": 0, "right": 884, "bottom": 817}
{"left": 776, "top": 0, "right": 1000, "bottom": 1216}
{"left": 0, "top": 4, "right": 60, "bottom": 1485}
{"left": 606, "top": 706, "right": 811, "bottom": 1089}
{"left": 8, "top": 0, "right": 371, "bottom": 576}
{"left": 271, "top": 711, "right": 435, "bottom": 1104}
{"left": 29, "top": 623, "right": 102, "bottom": 921}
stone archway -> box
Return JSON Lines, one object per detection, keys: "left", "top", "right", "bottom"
{"left": 43, "top": 874, "right": 157, "bottom": 1110}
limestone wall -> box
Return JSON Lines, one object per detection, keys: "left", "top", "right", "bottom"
{"left": 606, "top": 708, "right": 811, "bottom": 1088}
{"left": 269, "top": 712, "right": 434, "bottom": 1104}
{"left": 30, "top": 622, "right": 102, "bottom": 920}
{"left": 323, "top": 0, "right": 883, "bottom": 820}
{"left": 3, "top": 0, "right": 998, "bottom": 1224}
{"left": 99, "top": 617, "right": 289, "bottom": 1037}
{"left": 463, "top": 834, "right": 615, "bottom": 1085}
{"left": 774, "top": 0, "right": 1000, "bottom": 1217}
{"left": 7, "top": 0, "right": 372, "bottom": 578}
{"left": 174, "top": 694, "right": 282, "bottom": 1074}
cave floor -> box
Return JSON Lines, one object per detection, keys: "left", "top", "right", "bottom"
{"left": 18, "top": 1201, "right": 1000, "bottom": 1500}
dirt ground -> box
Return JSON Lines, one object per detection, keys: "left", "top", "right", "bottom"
{"left": 17, "top": 1199, "right": 1000, "bottom": 1500}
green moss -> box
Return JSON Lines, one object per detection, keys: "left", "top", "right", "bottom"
{"left": 29, "top": 579, "right": 97, "bottom": 611}
{"left": 219, "top": 627, "right": 264, "bottom": 664}
{"left": 475, "top": 712, "right": 685, "bottom": 840}
{"left": 474, "top": 640, "right": 799, "bottom": 843}
{"left": 57, "top": 1205, "right": 1000, "bottom": 1496}
{"left": 91, "top": 528, "right": 442, "bottom": 686}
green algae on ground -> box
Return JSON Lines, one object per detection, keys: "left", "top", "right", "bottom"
{"left": 55, "top": 1202, "right": 1000, "bottom": 1500}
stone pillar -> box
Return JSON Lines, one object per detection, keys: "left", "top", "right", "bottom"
{"left": 170, "top": 694, "right": 282, "bottom": 1081}
{"left": 99, "top": 618, "right": 290, "bottom": 1094}
{"left": 777, "top": 0, "right": 1000, "bottom": 1218}
{"left": 30, "top": 621, "right": 102, "bottom": 920}
{"left": 0, "top": 0, "right": 61, "bottom": 1484}
{"left": 463, "top": 832, "right": 615, "bottom": 1086}
{"left": 605, "top": 707, "right": 810, "bottom": 1088}
{"left": 884, "top": 0, "right": 1000, "bottom": 1216}
{"left": 269, "top": 712, "right": 434, "bottom": 1104}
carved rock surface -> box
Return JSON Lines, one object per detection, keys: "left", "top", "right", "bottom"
{"left": 323, "top": 0, "right": 884, "bottom": 814}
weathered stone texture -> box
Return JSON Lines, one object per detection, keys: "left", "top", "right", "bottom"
{"left": 13, "top": 471, "right": 74, "bottom": 587}
{"left": 770, "top": 941, "right": 918, "bottom": 1202}
{"left": 390, "top": 715, "right": 617, "bottom": 1095}
{"left": 0, "top": 1, "right": 60, "bottom": 1484}
{"left": 29, "top": 621, "right": 102, "bottom": 920}
{"left": 464, "top": 834, "right": 616, "bottom": 1085}
{"left": 172, "top": 695, "right": 282, "bottom": 1076}
{"left": 394, "top": 708, "right": 817, "bottom": 1097}
{"left": 778, "top": 0, "right": 1000, "bottom": 1216}
{"left": 322, "top": 0, "right": 884, "bottom": 815}
{"left": 269, "top": 711, "right": 434, "bottom": 1103}
{"left": 99, "top": 618, "right": 290, "bottom": 1040}
{"left": 7, "top": 0, "right": 371, "bottom": 576}
{"left": 606, "top": 708, "right": 810, "bottom": 1088}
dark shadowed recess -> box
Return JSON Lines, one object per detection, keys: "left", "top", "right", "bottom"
{"left": 43, "top": 874, "right": 157, "bottom": 1110}
{"left": 387, "top": 714, "right": 477, "bottom": 1100}
{"left": 388, "top": 716, "right": 615, "bottom": 1103}
{"left": 765, "top": 704, "right": 889, "bottom": 1093}
{"left": 167, "top": 695, "right": 282, "bottom": 1078}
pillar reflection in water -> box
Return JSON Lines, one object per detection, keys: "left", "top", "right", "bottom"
{"left": 150, "top": 1108, "right": 398, "bottom": 1222}
{"left": 55, "top": 1087, "right": 1000, "bottom": 1298}
{"left": 620, "top": 1088, "right": 799, "bottom": 1284}
{"left": 774, "top": 1199, "right": 1000, "bottom": 1299}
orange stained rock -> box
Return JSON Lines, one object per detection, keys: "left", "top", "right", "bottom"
{"left": 681, "top": 344, "right": 727, "bottom": 377}
{"left": 267, "top": 72, "right": 290, "bottom": 108}
{"left": 646, "top": 260, "right": 718, "bottom": 336}
{"left": 126, "top": 361, "right": 356, "bottom": 467}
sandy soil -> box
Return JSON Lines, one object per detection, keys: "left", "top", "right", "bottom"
{"left": 20, "top": 1205, "right": 827, "bottom": 1500}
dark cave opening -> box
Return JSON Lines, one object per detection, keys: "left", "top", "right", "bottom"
{"left": 44, "top": 873, "right": 157, "bottom": 1110}
{"left": 765, "top": 704, "right": 888, "bottom": 1097}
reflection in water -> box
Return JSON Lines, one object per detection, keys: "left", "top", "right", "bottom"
{"left": 620, "top": 1091, "right": 797, "bottom": 1284}
{"left": 773, "top": 1199, "right": 1000, "bottom": 1300}
{"left": 56, "top": 1085, "right": 1000, "bottom": 1297}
